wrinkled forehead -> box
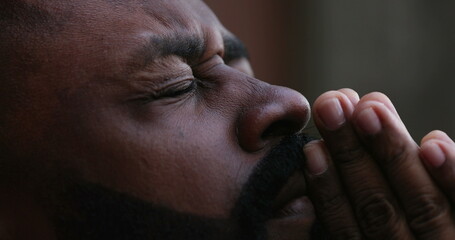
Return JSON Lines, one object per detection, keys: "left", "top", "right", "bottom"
{"left": 0, "top": 0, "right": 228, "bottom": 151}
{"left": 85, "top": 0, "right": 221, "bottom": 31}
{"left": 1, "top": 0, "right": 226, "bottom": 84}
{"left": 9, "top": 0, "right": 222, "bottom": 32}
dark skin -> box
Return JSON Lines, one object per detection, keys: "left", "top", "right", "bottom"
{"left": 1, "top": 0, "right": 312, "bottom": 239}
{"left": 306, "top": 90, "right": 455, "bottom": 239}
{"left": 1, "top": 0, "right": 455, "bottom": 239}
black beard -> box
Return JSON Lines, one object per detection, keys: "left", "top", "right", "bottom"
{"left": 53, "top": 182, "right": 239, "bottom": 240}
{"left": 232, "top": 133, "right": 315, "bottom": 240}
{"left": 49, "top": 133, "right": 328, "bottom": 240}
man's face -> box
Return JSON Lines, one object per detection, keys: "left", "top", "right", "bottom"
{"left": 1, "top": 0, "right": 316, "bottom": 239}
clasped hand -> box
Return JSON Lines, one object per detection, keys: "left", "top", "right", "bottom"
{"left": 304, "top": 89, "right": 455, "bottom": 239}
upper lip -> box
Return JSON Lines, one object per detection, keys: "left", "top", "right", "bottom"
{"left": 270, "top": 172, "right": 307, "bottom": 216}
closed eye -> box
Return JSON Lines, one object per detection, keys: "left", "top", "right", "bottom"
{"left": 160, "top": 79, "right": 196, "bottom": 98}
{"left": 136, "top": 79, "right": 197, "bottom": 104}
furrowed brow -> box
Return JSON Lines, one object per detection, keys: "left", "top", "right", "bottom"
{"left": 223, "top": 36, "right": 249, "bottom": 63}
{"left": 132, "top": 34, "right": 248, "bottom": 69}
{"left": 136, "top": 34, "right": 205, "bottom": 67}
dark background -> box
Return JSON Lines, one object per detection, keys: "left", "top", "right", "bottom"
{"left": 205, "top": 0, "right": 455, "bottom": 140}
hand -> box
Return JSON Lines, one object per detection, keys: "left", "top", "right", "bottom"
{"left": 303, "top": 89, "right": 455, "bottom": 239}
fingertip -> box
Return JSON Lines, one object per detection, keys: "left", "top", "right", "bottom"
{"left": 337, "top": 88, "right": 360, "bottom": 105}
{"left": 315, "top": 98, "right": 346, "bottom": 131}
{"left": 313, "top": 91, "right": 355, "bottom": 131}
{"left": 353, "top": 101, "right": 388, "bottom": 135}
{"left": 353, "top": 100, "right": 408, "bottom": 138}
{"left": 421, "top": 130, "right": 454, "bottom": 145}
{"left": 420, "top": 140, "right": 446, "bottom": 168}
{"left": 313, "top": 91, "right": 354, "bottom": 114}
{"left": 356, "top": 106, "right": 382, "bottom": 135}
{"left": 303, "top": 140, "right": 329, "bottom": 176}
{"left": 313, "top": 91, "right": 340, "bottom": 107}
{"left": 359, "top": 92, "right": 400, "bottom": 119}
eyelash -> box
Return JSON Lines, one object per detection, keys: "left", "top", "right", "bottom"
{"left": 137, "top": 79, "right": 197, "bottom": 104}
{"left": 161, "top": 79, "right": 197, "bottom": 98}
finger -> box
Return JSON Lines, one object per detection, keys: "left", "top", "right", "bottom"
{"left": 313, "top": 91, "right": 412, "bottom": 239}
{"left": 303, "top": 140, "right": 362, "bottom": 239}
{"left": 337, "top": 88, "right": 360, "bottom": 106}
{"left": 355, "top": 92, "right": 400, "bottom": 120}
{"left": 313, "top": 91, "right": 355, "bottom": 131}
{"left": 420, "top": 130, "right": 455, "bottom": 203}
{"left": 421, "top": 130, "right": 455, "bottom": 146}
{"left": 352, "top": 94, "right": 455, "bottom": 239}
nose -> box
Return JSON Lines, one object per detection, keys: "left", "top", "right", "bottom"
{"left": 237, "top": 85, "right": 311, "bottom": 152}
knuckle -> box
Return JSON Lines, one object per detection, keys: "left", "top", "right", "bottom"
{"left": 382, "top": 145, "right": 409, "bottom": 167}
{"left": 317, "top": 192, "right": 352, "bottom": 221}
{"left": 319, "top": 191, "right": 346, "bottom": 213}
{"left": 407, "top": 193, "right": 449, "bottom": 234}
{"left": 354, "top": 191, "right": 401, "bottom": 238}
{"left": 332, "top": 145, "right": 367, "bottom": 165}
{"left": 316, "top": 194, "right": 363, "bottom": 240}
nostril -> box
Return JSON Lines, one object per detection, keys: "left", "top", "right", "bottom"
{"left": 261, "top": 120, "right": 303, "bottom": 139}
{"left": 236, "top": 85, "right": 310, "bottom": 152}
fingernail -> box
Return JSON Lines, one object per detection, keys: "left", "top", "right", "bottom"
{"left": 304, "top": 141, "right": 328, "bottom": 175}
{"left": 317, "top": 98, "right": 345, "bottom": 131}
{"left": 357, "top": 107, "right": 382, "bottom": 135}
{"left": 421, "top": 142, "right": 446, "bottom": 168}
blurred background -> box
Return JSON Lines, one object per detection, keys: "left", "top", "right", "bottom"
{"left": 204, "top": 0, "right": 455, "bottom": 140}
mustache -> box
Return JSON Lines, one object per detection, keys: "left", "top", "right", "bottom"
{"left": 50, "top": 133, "right": 317, "bottom": 240}
{"left": 231, "top": 133, "right": 315, "bottom": 240}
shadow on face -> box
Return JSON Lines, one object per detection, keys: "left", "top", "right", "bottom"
{"left": 50, "top": 134, "right": 324, "bottom": 240}
{"left": 0, "top": 0, "right": 319, "bottom": 239}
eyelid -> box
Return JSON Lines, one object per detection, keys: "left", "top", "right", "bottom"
{"left": 152, "top": 76, "right": 196, "bottom": 98}
{"left": 162, "top": 77, "right": 194, "bottom": 91}
{"left": 129, "top": 56, "right": 197, "bottom": 102}
{"left": 193, "top": 55, "right": 224, "bottom": 77}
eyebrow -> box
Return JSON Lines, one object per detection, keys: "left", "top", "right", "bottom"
{"left": 137, "top": 34, "right": 205, "bottom": 66}
{"left": 223, "top": 36, "right": 249, "bottom": 63}
{"left": 134, "top": 34, "right": 249, "bottom": 67}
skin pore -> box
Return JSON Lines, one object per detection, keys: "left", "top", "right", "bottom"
{"left": 0, "top": 0, "right": 315, "bottom": 239}
{"left": 47, "top": 134, "right": 317, "bottom": 240}
{"left": 3, "top": 0, "right": 455, "bottom": 239}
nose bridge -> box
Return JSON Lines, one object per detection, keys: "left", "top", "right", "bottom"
{"left": 236, "top": 77, "right": 311, "bottom": 152}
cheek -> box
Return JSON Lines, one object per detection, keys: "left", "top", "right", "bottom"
{"left": 125, "top": 117, "right": 254, "bottom": 217}
{"left": 56, "top": 105, "right": 256, "bottom": 218}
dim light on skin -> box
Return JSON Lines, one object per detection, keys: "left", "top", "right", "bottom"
{"left": 0, "top": 0, "right": 314, "bottom": 239}
{"left": 1, "top": 1, "right": 455, "bottom": 239}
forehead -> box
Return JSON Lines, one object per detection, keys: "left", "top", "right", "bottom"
{"left": 85, "top": 0, "right": 219, "bottom": 29}
{"left": 7, "top": 0, "right": 226, "bottom": 83}
{"left": 4, "top": 0, "right": 221, "bottom": 32}
{"left": 30, "top": 0, "right": 223, "bottom": 40}
{"left": 22, "top": 0, "right": 217, "bottom": 20}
